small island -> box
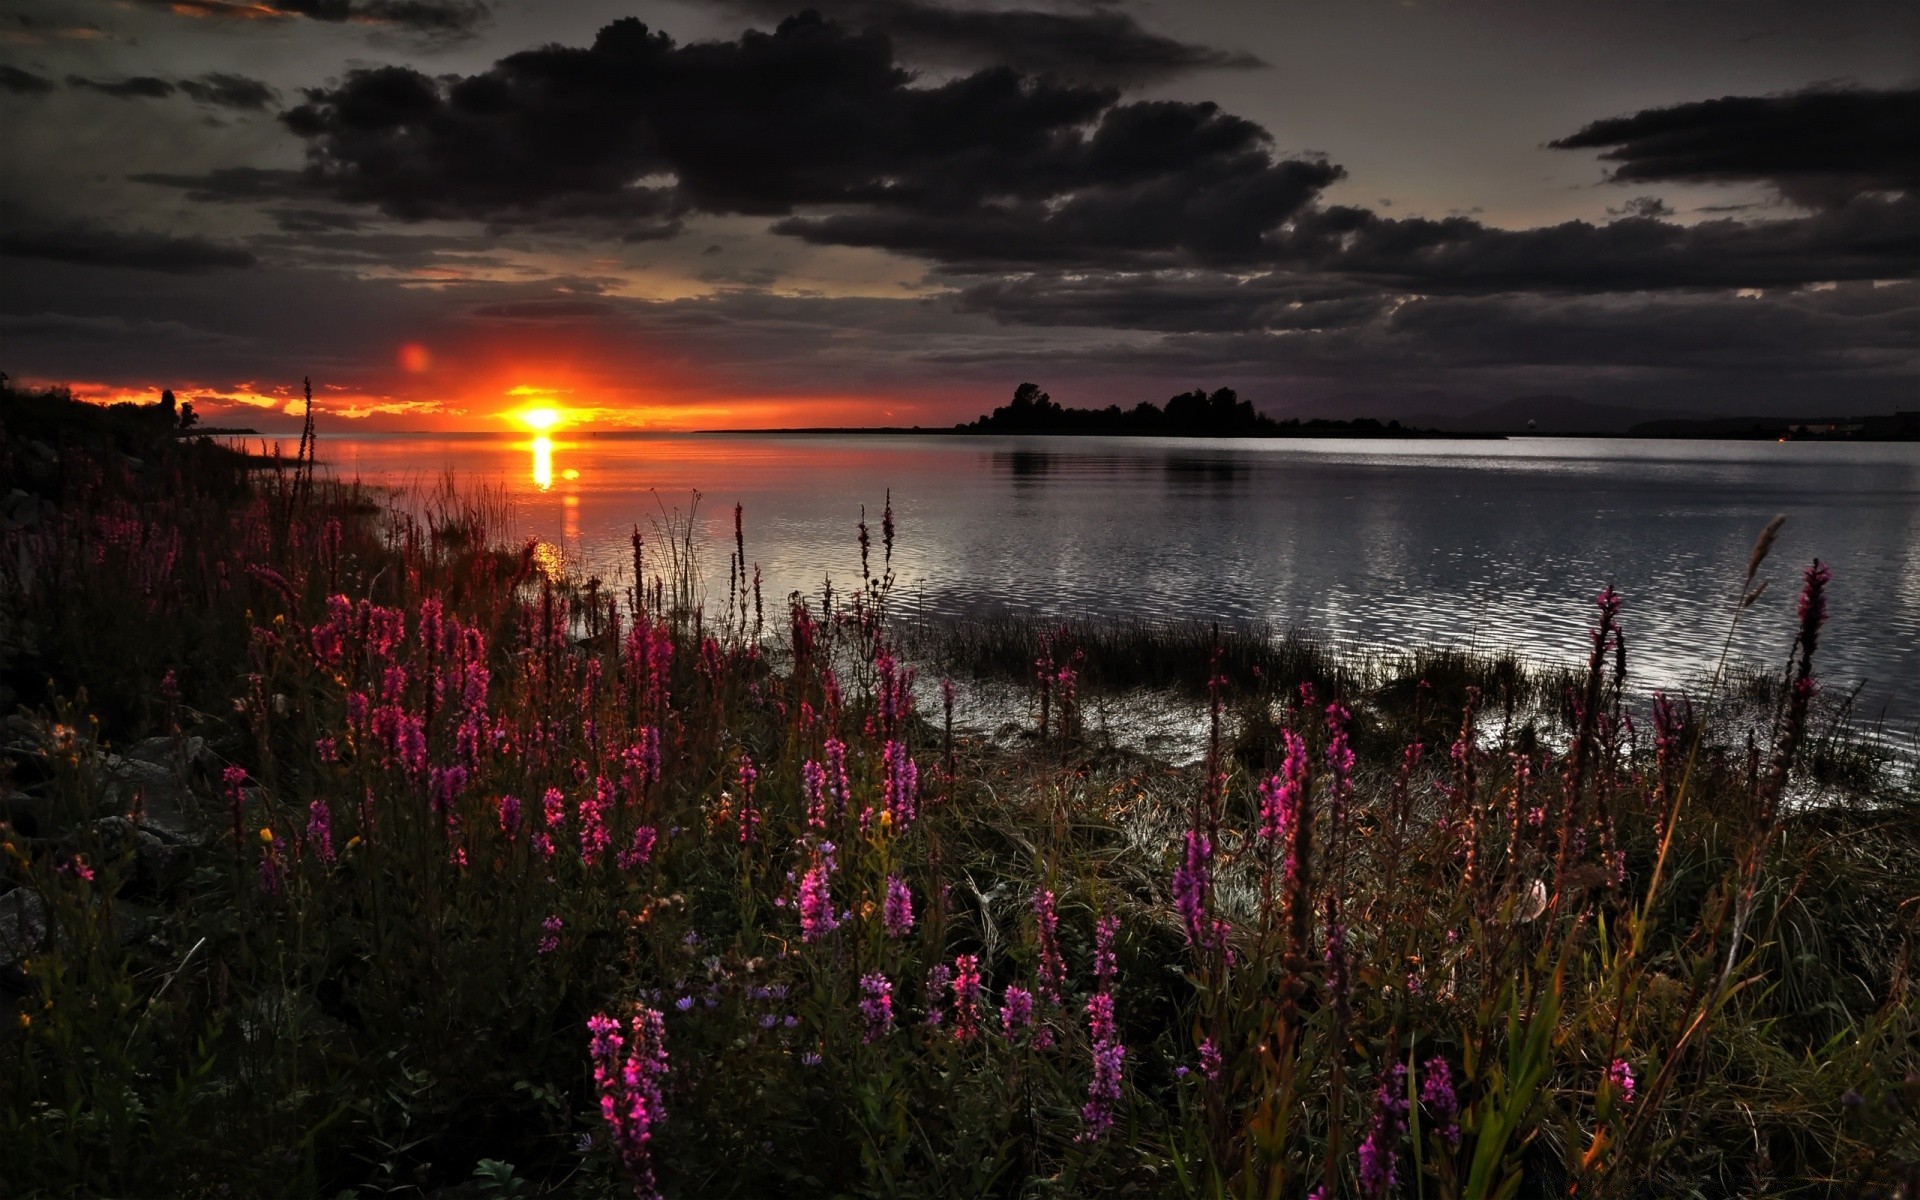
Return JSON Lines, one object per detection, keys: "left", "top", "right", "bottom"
{"left": 958, "top": 383, "right": 1474, "bottom": 438}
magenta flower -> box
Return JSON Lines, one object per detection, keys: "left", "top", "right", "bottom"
{"left": 617, "top": 825, "right": 657, "bottom": 872}
{"left": 1608, "top": 1057, "right": 1636, "bottom": 1105}
{"left": 497, "top": 793, "right": 522, "bottom": 840}
{"left": 798, "top": 841, "right": 839, "bottom": 942}
{"left": 538, "top": 914, "right": 563, "bottom": 955}
{"left": 924, "top": 963, "right": 952, "bottom": 1027}
{"left": 306, "top": 798, "right": 335, "bottom": 865}
{"left": 588, "top": 1007, "right": 670, "bottom": 1200}
{"left": 579, "top": 776, "right": 613, "bottom": 866}
{"left": 1259, "top": 730, "right": 1308, "bottom": 848}
{"left": 858, "top": 972, "right": 894, "bottom": 1042}
{"left": 824, "top": 737, "right": 851, "bottom": 821}
{"left": 1198, "top": 1037, "right": 1222, "bottom": 1083}
{"left": 881, "top": 739, "right": 918, "bottom": 829}
{"left": 1172, "top": 829, "right": 1222, "bottom": 951}
{"left": 950, "top": 954, "right": 982, "bottom": 1041}
{"left": 883, "top": 874, "right": 914, "bottom": 938}
{"left": 257, "top": 829, "right": 285, "bottom": 895}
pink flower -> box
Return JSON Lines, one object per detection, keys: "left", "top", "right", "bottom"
{"left": 797, "top": 842, "right": 839, "bottom": 942}
{"left": 1608, "top": 1057, "right": 1636, "bottom": 1105}
{"left": 497, "top": 794, "right": 523, "bottom": 840}
{"left": 588, "top": 1008, "right": 670, "bottom": 1200}
{"left": 950, "top": 954, "right": 982, "bottom": 1041}
{"left": 617, "top": 825, "right": 657, "bottom": 871}
{"left": 538, "top": 914, "right": 563, "bottom": 955}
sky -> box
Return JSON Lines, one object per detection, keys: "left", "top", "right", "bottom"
{"left": 0, "top": 0, "right": 1915, "bottom": 432}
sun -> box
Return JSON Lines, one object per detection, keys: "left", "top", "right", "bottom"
{"left": 516, "top": 406, "right": 563, "bottom": 432}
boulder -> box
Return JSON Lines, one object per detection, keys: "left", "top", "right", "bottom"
{"left": 0, "top": 887, "right": 48, "bottom": 972}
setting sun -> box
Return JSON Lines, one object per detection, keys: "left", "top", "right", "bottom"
{"left": 516, "top": 406, "right": 563, "bottom": 432}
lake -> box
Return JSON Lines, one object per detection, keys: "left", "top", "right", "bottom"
{"left": 316, "top": 431, "right": 1920, "bottom": 726}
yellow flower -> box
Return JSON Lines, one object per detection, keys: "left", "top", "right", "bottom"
{"left": 273, "top": 613, "right": 286, "bottom": 626}
{"left": 259, "top": 827, "right": 274, "bottom": 843}
{"left": 16, "top": 1013, "right": 29, "bottom": 1029}
{"left": 877, "top": 809, "right": 893, "bottom": 831}
{"left": 345, "top": 836, "right": 363, "bottom": 850}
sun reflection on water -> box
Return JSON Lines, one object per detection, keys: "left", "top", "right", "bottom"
{"left": 531, "top": 435, "right": 553, "bottom": 490}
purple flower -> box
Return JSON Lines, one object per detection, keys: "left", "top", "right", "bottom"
{"left": 538, "top": 914, "right": 563, "bottom": 955}
{"left": 306, "top": 799, "right": 335, "bottom": 865}
{"left": 882, "top": 874, "right": 914, "bottom": 938}
{"left": 858, "top": 973, "right": 894, "bottom": 1042}
{"left": 736, "top": 756, "right": 760, "bottom": 845}
{"left": 578, "top": 776, "right": 613, "bottom": 865}
{"left": 1259, "top": 730, "right": 1308, "bottom": 848}
{"left": 1079, "top": 993, "right": 1125, "bottom": 1141}
{"left": 1000, "top": 985, "right": 1034, "bottom": 1035}
{"left": 1357, "top": 1063, "right": 1409, "bottom": 1197}
{"left": 802, "top": 759, "right": 829, "bottom": 830}
{"left": 617, "top": 825, "right": 657, "bottom": 872}
{"left": 497, "top": 793, "right": 523, "bottom": 840}
{"left": 1420, "top": 1056, "right": 1460, "bottom": 1147}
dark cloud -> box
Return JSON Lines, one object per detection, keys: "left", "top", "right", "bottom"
{"left": 280, "top": 15, "right": 1336, "bottom": 262}
{"left": 131, "top": 167, "right": 310, "bottom": 202}
{"left": 179, "top": 72, "right": 279, "bottom": 110}
{"left": 132, "top": 0, "right": 489, "bottom": 36}
{"left": 0, "top": 225, "right": 256, "bottom": 273}
{"left": 712, "top": 0, "right": 1264, "bottom": 84}
{"left": 67, "top": 71, "right": 278, "bottom": 108}
{"left": 469, "top": 299, "right": 619, "bottom": 320}
{"left": 0, "top": 65, "right": 56, "bottom": 95}
{"left": 1606, "top": 196, "right": 1673, "bottom": 219}
{"left": 1548, "top": 84, "right": 1920, "bottom": 209}
{"left": 68, "top": 74, "right": 177, "bottom": 99}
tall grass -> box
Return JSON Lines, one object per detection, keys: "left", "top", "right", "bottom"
{"left": 0, "top": 418, "right": 1914, "bottom": 1198}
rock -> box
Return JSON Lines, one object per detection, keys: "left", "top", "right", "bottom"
{"left": 0, "top": 887, "right": 48, "bottom": 971}
{"left": 102, "top": 753, "right": 212, "bottom": 846}
{"left": 82, "top": 816, "right": 195, "bottom": 893}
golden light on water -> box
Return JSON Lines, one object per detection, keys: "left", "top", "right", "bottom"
{"left": 531, "top": 435, "right": 553, "bottom": 490}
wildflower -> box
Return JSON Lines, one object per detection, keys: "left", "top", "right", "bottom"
{"left": 1033, "top": 889, "right": 1065, "bottom": 1003}
{"left": 881, "top": 739, "right": 918, "bottom": 829}
{"left": 882, "top": 874, "right": 914, "bottom": 938}
{"left": 307, "top": 799, "right": 335, "bottom": 865}
{"left": 66, "top": 855, "right": 95, "bottom": 884}
{"left": 1079, "top": 993, "right": 1125, "bottom": 1141}
{"left": 950, "top": 954, "right": 982, "bottom": 1041}
{"left": 1000, "top": 985, "right": 1034, "bottom": 1035}
{"left": 798, "top": 842, "right": 839, "bottom": 942}
{"left": 802, "top": 759, "right": 829, "bottom": 830}
{"left": 617, "top": 825, "right": 657, "bottom": 872}
{"left": 1357, "top": 1063, "right": 1409, "bottom": 1196}
{"left": 1198, "top": 1037, "right": 1222, "bottom": 1083}
{"left": 1093, "top": 912, "right": 1119, "bottom": 986}
{"left": 1172, "top": 829, "right": 1226, "bottom": 953}
{"left": 924, "top": 963, "right": 952, "bottom": 1027}
{"left": 538, "top": 914, "right": 563, "bottom": 955}
{"left": 587, "top": 1007, "right": 670, "bottom": 1200}
{"left": 497, "top": 794, "right": 522, "bottom": 840}
{"left": 579, "top": 777, "right": 612, "bottom": 866}
{"left": 1421, "top": 1056, "right": 1461, "bottom": 1147}
{"left": 1608, "top": 1058, "right": 1636, "bottom": 1106}
{"left": 1258, "top": 730, "right": 1307, "bottom": 848}
{"left": 858, "top": 972, "right": 894, "bottom": 1042}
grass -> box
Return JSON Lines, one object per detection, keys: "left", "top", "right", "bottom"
{"left": 0, "top": 386, "right": 1916, "bottom": 1198}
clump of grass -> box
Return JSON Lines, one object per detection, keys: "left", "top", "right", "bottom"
{"left": 0, "top": 408, "right": 1915, "bottom": 1198}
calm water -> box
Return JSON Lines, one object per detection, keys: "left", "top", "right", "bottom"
{"left": 319, "top": 432, "right": 1920, "bottom": 722}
